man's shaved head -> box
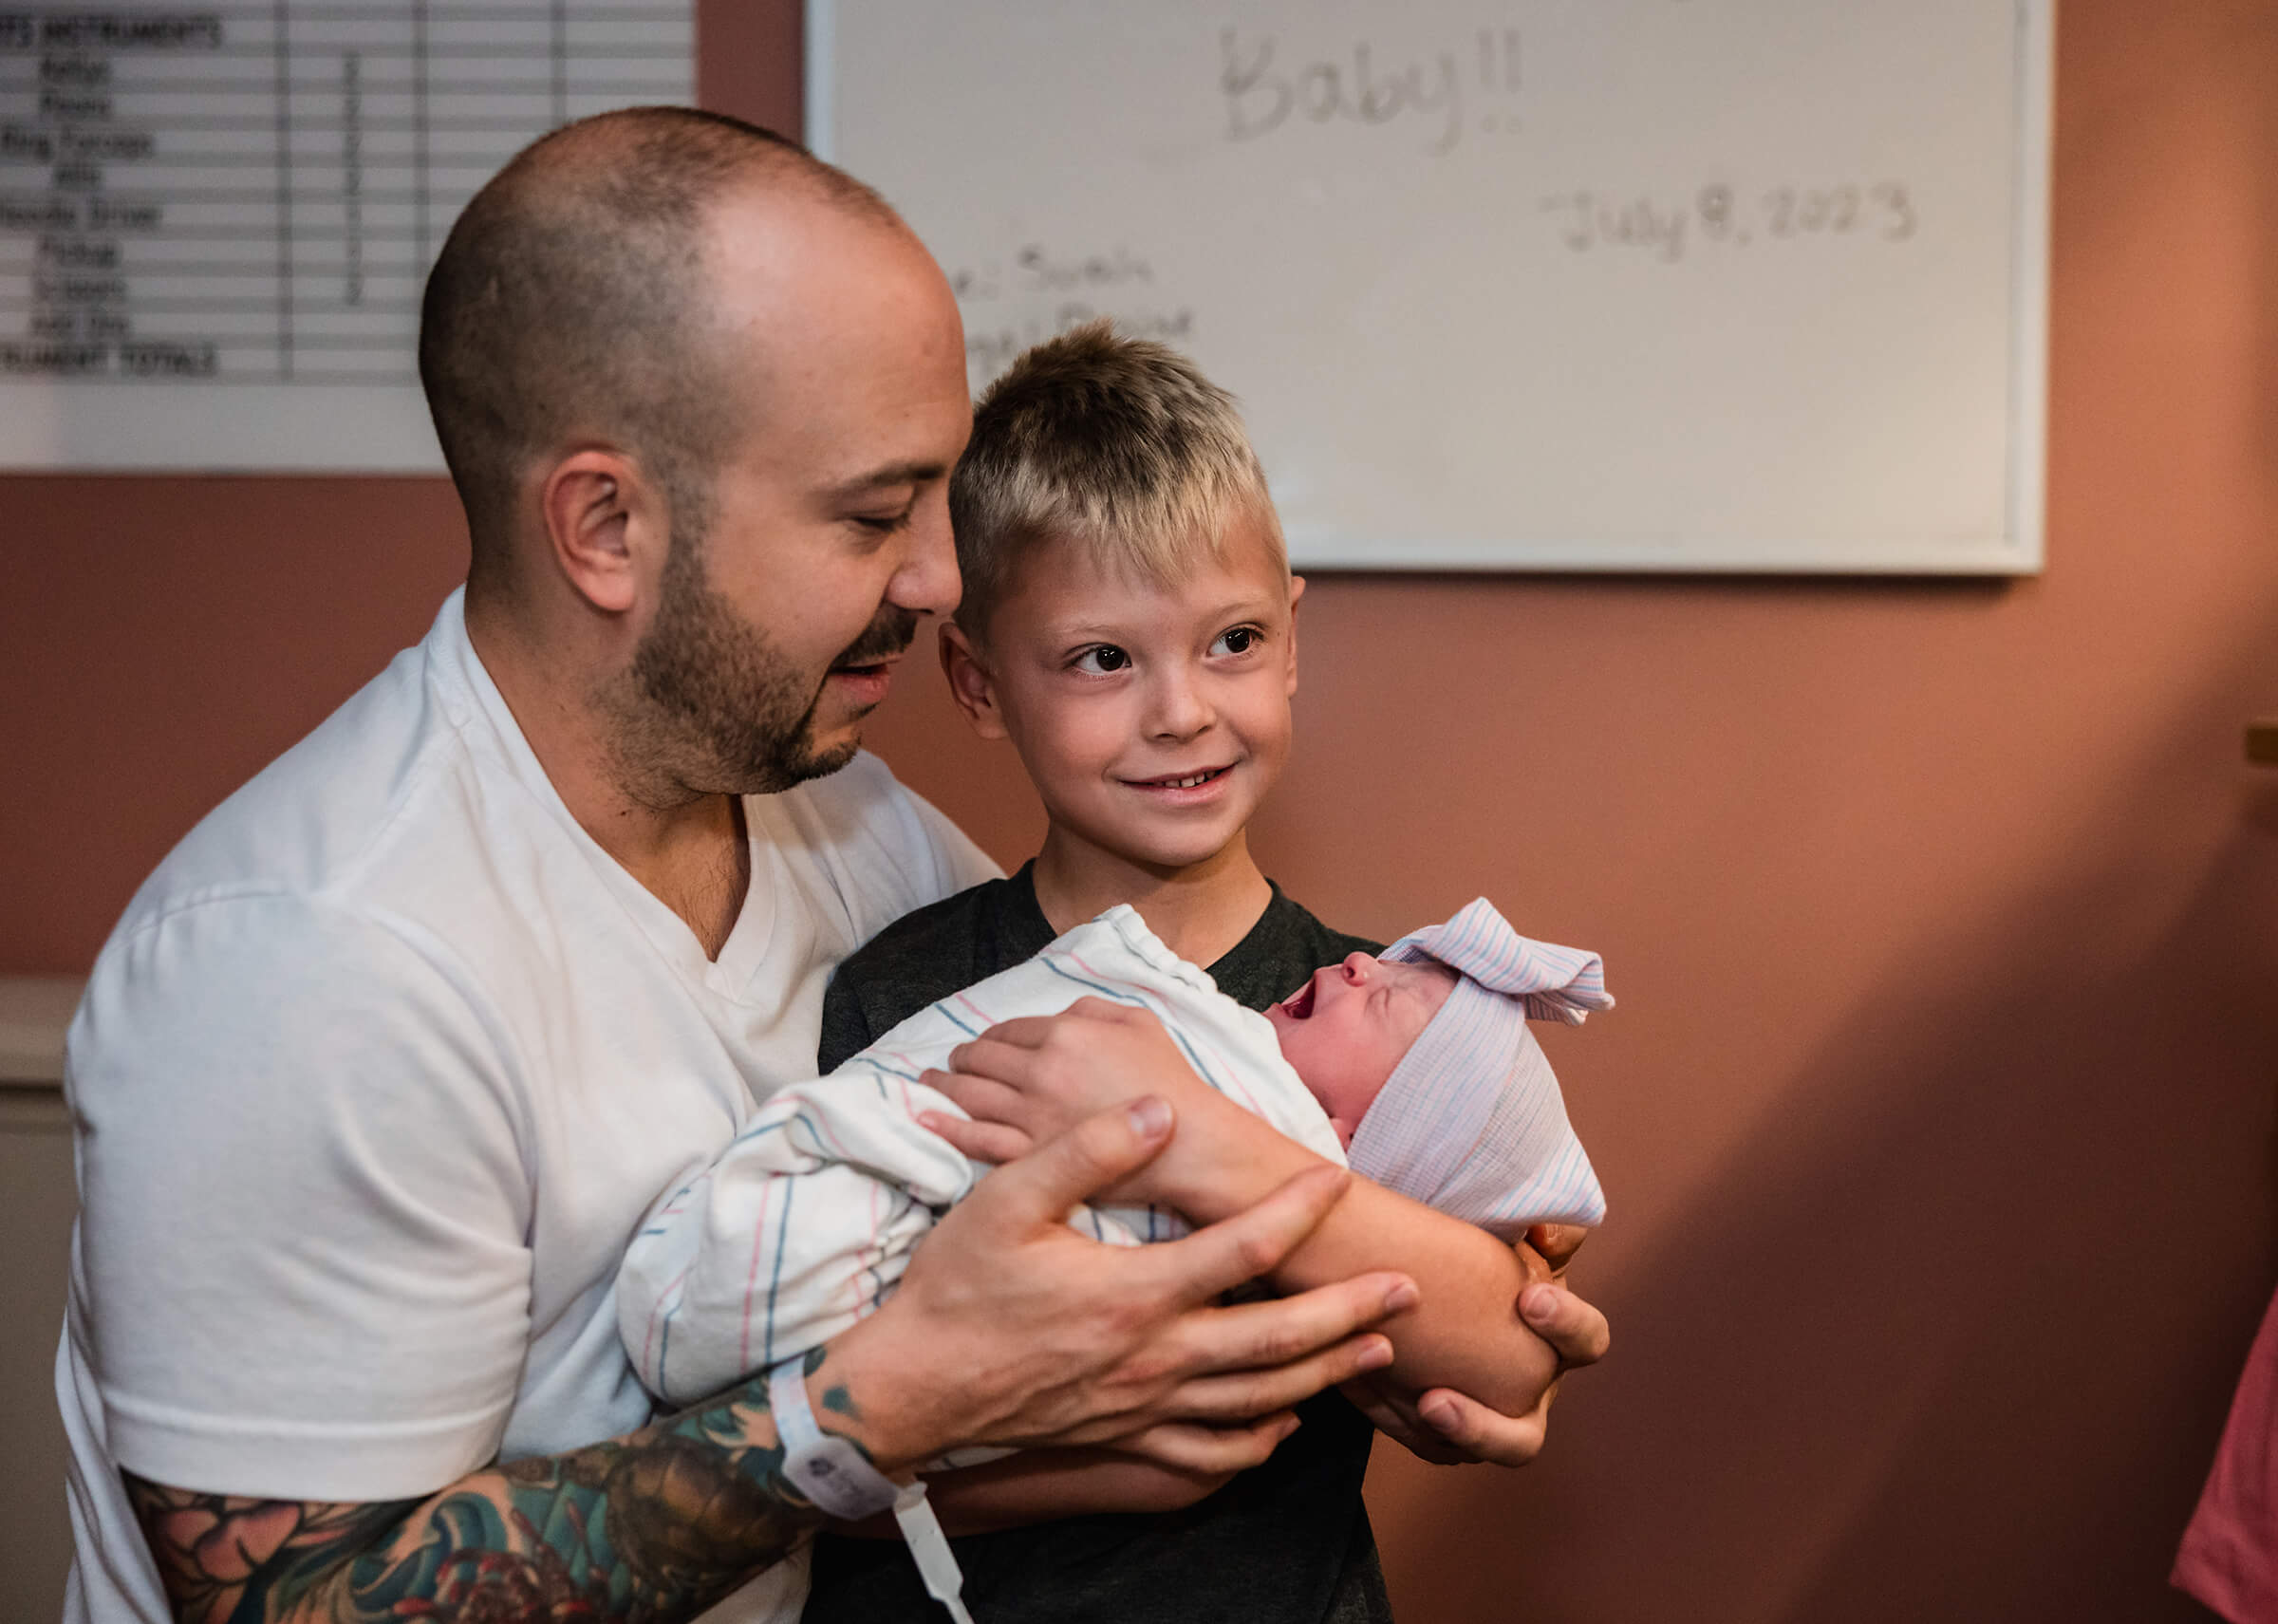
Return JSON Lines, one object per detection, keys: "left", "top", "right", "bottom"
{"left": 419, "top": 106, "right": 896, "bottom": 586}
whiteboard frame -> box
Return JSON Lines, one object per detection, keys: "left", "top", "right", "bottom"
{"left": 808, "top": 0, "right": 2053, "bottom": 577}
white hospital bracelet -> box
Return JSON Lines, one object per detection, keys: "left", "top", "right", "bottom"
{"left": 766, "top": 1357, "right": 902, "bottom": 1521}
{"left": 892, "top": 1481, "right": 976, "bottom": 1624}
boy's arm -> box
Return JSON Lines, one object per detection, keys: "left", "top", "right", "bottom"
{"left": 1341, "top": 1223, "right": 1596, "bottom": 1465}
{"left": 923, "top": 1000, "right": 1609, "bottom": 1432}
{"left": 837, "top": 1441, "right": 1279, "bottom": 1540}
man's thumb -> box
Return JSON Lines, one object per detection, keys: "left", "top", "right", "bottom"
{"left": 994, "top": 1097, "right": 1174, "bottom": 1218}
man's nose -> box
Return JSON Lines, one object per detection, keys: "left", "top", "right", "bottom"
{"left": 890, "top": 498, "right": 962, "bottom": 618}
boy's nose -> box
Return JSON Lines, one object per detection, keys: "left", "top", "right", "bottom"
{"left": 1145, "top": 668, "right": 1215, "bottom": 740}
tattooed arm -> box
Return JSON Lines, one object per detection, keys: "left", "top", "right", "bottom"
{"left": 122, "top": 1357, "right": 847, "bottom": 1621}
{"left": 125, "top": 1370, "right": 826, "bottom": 1624}
{"left": 123, "top": 1099, "right": 1413, "bottom": 1624}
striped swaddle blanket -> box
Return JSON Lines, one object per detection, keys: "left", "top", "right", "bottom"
{"left": 617, "top": 899, "right": 1610, "bottom": 1410}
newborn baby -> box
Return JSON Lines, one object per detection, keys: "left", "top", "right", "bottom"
{"left": 619, "top": 897, "right": 1612, "bottom": 1409}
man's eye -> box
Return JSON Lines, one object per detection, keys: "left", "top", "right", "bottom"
{"left": 1210, "top": 625, "right": 1261, "bottom": 657}
{"left": 1072, "top": 645, "right": 1131, "bottom": 675}
{"left": 850, "top": 509, "right": 912, "bottom": 536}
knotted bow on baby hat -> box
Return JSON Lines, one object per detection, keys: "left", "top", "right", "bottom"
{"left": 1344, "top": 899, "right": 1614, "bottom": 1234}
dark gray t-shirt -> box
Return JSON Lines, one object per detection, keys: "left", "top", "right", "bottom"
{"left": 802, "top": 864, "right": 1395, "bottom": 1624}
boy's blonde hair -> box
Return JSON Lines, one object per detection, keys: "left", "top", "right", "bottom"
{"left": 949, "top": 321, "right": 1285, "bottom": 643}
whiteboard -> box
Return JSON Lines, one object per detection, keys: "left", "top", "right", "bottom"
{"left": 0, "top": 1, "right": 693, "bottom": 472}
{"left": 812, "top": 0, "right": 2051, "bottom": 575}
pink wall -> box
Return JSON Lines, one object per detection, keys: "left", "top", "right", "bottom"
{"left": 8, "top": 1, "right": 2273, "bottom": 1616}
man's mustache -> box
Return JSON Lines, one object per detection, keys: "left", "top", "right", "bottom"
{"left": 831, "top": 607, "right": 919, "bottom": 670}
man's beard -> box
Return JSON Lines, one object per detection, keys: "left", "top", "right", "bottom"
{"left": 619, "top": 532, "right": 917, "bottom": 798}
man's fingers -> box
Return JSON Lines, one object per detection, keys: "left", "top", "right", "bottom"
{"left": 1158, "top": 1324, "right": 1396, "bottom": 1424}
{"left": 918, "top": 1110, "right": 1033, "bottom": 1166}
{"left": 1142, "top": 1163, "right": 1354, "bottom": 1302}
{"left": 961, "top": 1098, "right": 1177, "bottom": 1226}
{"left": 1112, "top": 1413, "right": 1301, "bottom": 1475}
{"left": 1521, "top": 1282, "right": 1610, "bottom": 1369}
{"left": 1142, "top": 1269, "right": 1416, "bottom": 1425}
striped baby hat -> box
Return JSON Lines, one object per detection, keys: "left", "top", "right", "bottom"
{"left": 1345, "top": 899, "right": 1614, "bottom": 1234}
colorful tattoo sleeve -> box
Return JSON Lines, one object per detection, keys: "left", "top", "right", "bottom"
{"left": 123, "top": 1365, "right": 854, "bottom": 1624}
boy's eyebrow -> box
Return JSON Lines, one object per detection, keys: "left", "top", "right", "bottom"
{"left": 1199, "top": 594, "right": 1283, "bottom": 621}
{"left": 818, "top": 458, "right": 951, "bottom": 500}
{"left": 1033, "top": 592, "right": 1284, "bottom": 642}
{"left": 1035, "top": 618, "right": 1133, "bottom": 643}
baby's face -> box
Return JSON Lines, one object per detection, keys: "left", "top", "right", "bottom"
{"left": 1265, "top": 953, "right": 1459, "bottom": 1145}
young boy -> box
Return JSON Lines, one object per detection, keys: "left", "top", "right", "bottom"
{"left": 808, "top": 323, "right": 1421, "bottom": 1621}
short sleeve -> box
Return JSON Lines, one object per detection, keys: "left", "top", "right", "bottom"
{"left": 70, "top": 893, "right": 534, "bottom": 1502}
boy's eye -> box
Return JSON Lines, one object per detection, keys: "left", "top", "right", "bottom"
{"left": 1071, "top": 644, "right": 1132, "bottom": 675}
{"left": 1210, "top": 625, "right": 1262, "bottom": 657}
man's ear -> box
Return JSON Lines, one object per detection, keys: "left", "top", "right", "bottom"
{"left": 1284, "top": 573, "right": 1306, "bottom": 699}
{"left": 537, "top": 449, "right": 660, "bottom": 615}
{"left": 940, "top": 623, "right": 1010, "bottom": 740}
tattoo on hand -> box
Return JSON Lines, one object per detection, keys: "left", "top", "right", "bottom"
{"left": 124, "top": 1370, "right": 847, "bottom": 1623}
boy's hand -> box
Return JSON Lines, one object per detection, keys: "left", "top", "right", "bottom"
{"left": 920, "top": 998, "right": 1219, "bottom": 1201}
{"left": 1526, "top": 1222, "right": 1591, "bottom": 1279}
{"left": 1343, "top": 1228, "right": 1610, "bottom": 1466}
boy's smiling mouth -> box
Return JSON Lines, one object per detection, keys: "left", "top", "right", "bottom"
{"left": 1122, "top": 764, "right": 1234, "bottom": 792}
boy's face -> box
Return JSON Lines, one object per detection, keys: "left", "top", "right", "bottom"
{"left": 960, "top": 512, "right": 1302, "bottom": 875}
{"left": 1266, "top": 954, "right": 1459, "bottom": 1144}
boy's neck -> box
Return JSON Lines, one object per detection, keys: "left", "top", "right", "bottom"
{"left": 1031, "top": 830, "right": 1274, "bottom": 969}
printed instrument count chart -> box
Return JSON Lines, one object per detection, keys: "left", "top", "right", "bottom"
{"left": 0, "top": 2, "right": 693, "bottom": 469}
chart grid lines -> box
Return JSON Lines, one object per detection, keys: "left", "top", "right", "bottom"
{"left": 0, "top": 0, "right": 694, "bottom": 410}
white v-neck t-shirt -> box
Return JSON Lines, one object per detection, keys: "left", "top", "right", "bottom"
{"left": 56, "top": 589, "right": 998, "bottom": 1624}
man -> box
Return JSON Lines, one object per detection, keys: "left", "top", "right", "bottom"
{"left": 58, "top": 110, "right": 1606, "bottom": 1623}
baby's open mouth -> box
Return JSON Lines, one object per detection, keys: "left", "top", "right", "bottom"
{"left": 1279, "top": 981, "right": 1316, "bottom": 1018}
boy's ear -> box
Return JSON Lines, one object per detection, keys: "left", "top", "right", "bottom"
{"left": 1283, "top": 574, "right": 1306, "bottom": 699}
{"left": 940, "top": 623, "right": 1010, "bottom": 740}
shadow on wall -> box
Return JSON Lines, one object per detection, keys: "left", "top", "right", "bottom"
{"left": 1368, "top": 672, "right": 2278, "bottom": 1624}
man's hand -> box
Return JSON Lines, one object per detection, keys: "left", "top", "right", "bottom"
{"left": 1344, "top": 1224, "right": 1611, "bottom": 1466}
{"left": 836, "top": 1092, "right": 1418, "bottom": 1471}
